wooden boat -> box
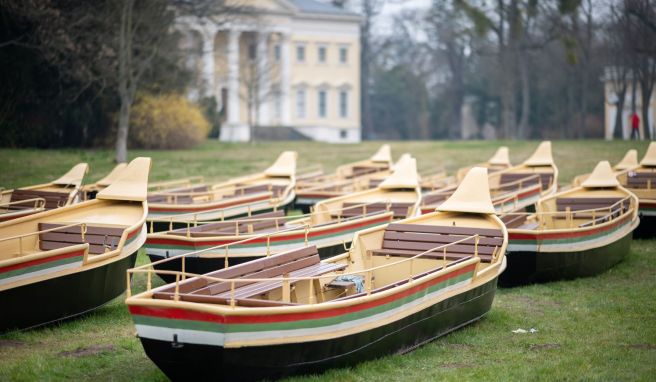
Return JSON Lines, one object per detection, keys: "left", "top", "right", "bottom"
{"left": 0, "top": 158, "right": 150, "bottom": 332}
{"left": 615, "top": 142, "right": 656, "bottom": 238}
{"left": 144, "top": 156, "right": 423, "bottom": 281}
{"left": 126, "top": 167, "right": 508, "bottom": 381}
{"left": 147, "top": 151, "right": 297, "bottom": 229}
{"left": 0, "top": 163, "right": 89, "bottom": 222}
{"left": 294, "top": 145, "right": 393, "bottom": 211}
{"left": 498, "top": 161, "right": 639, "bottom": 286}
{"left": 368, "top": 153, "right": 455, "bottom": 192}
{"left": 571, "top": 149, "right": 639, "bottom": 187}
{"left": 456, "top": 146, "right": 512, "bottom": 181}
{"left": 82, "top": 163, "right": 128, "bottom": 200}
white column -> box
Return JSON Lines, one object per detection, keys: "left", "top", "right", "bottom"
{"left": 257, "top": 32, "right": 270, "bottom": 125}
{"left": 201, "top": 27, "right": 217, "bottom": 99}
{"left": 227, "top": 30, "right": 241, "bottom": 125}
{"left": 280, "top": 33, "right": 291, "bottom": 125}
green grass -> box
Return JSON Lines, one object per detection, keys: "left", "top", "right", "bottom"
{"left": 0, "top": 140, "right": 654, "bottom": 381}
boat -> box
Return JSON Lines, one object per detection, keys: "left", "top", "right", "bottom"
{"left": 455, "top": 146, "right": 512, "bottom": 181}
{"left": 294, "top": 144, "right": 393, "bottom": 212}
{"left": 571, "top": 149, "right": 639, "bottom": 187}
{"left": 144, "top": 156, "right": 423, "bottom": 282}
{"left": 82, "top": 163, "right": 128, "bottom": 200}
{"left": 0, "top": 157, "right": 150, "bottom": 332}
{"left": 0, "top": 163, "right": 89, "bottom": 222}
{"left": 498, "top": 161, "right": 639, "bottom": 286}
{"left": 615, "top": 142, "right": 656, "bottom": 238}
{"left": 147, "top": 151, "right": 297, "bottom": 230}
{"left": 126, "top": 166, "right": 508, "bottom": 381}
{"left": 367, "top": 153, "right": 455, "bottom": 192}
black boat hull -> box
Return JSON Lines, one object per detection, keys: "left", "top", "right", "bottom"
{"left": 137, "top": 276, "right": 498, "bottom": 381}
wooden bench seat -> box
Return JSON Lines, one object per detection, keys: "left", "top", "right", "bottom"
{"left": 147, "top": 194, "right": 194, "bottom": 204}
{"left": 38, "top": 223, "right": 124, "bottom": 254}
{"left": 501, "top": 214, "right": 528, "bottom": 229}
{"left": 499, "top": 172, "right": 553, "bottom": 191}
{"left": 555, "top": 197, "right": 626, "bottom": 216}
{"left": 371, "top": 223, "right": 503, "bottom": 264}
{"left": 346, "top": 166, "right": 383, "bottom": 179}
{"left": 236, "top": 184, "right": 286, "bottom": 197}
{"left": 626, "top": 172, "right": 656, "bottom": 189}
{"left": 167, "top": 211, "right": 285, "bottom": 237}
{"left": 339, "top": 202, "right": 414, "bottom": 219}
{"left": 11, "top": 189, "right": 71, "bottom": 211}
{"left": 421, "top": 191, "right": 452, "bottom": 207}
{"left": 153, "top": 245, "right": 346, "bottom": 304}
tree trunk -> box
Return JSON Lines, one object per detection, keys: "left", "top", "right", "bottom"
{"left": 115, "top": 95, "right": 130, "bottom": 163}
{"left": 518, "top": 51, "right": 530, "bottom": 139}
{"left": 641, "top": 84, "right": 653, "bottom": 140}
{"left": 613, "top": 87, "right": 627, "bottom": 139}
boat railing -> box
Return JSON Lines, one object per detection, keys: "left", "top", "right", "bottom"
{"left": 0, "top": 197, "right": 46, "bottom": 211}
{"left": 296, "top": 164, "right": 324, "bottom": 181}
{"left": 491, "top": 173, "right": 543, "bottom": 192}
{"left": 0, "top": 222, "right": 87, "bottom": 256}
{"left": 500, "top": 196, "right": 634, "bottom": 229}
{"left": 147, "top": 199, "right": 396, "bottom": 234}
{"left": 148, "top": 176, "right": 205, "bottom": 192}
{"left": 128, "top": 233, "right": 493, "bottom": 305}
{"left": 149, "top": 182, "right": 283, "bottom": 199}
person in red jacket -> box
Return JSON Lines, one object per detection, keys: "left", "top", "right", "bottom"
{"left": 630, "top": 112, "right": 640, "bottom": 140}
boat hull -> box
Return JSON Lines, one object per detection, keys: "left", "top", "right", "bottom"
{"left": 634, "top": 203, "right": 655, "bottom": 238}
{"left": 499, "top": 229, "right": 633, "bottom": 287}
{"left": 0, "top": 251, "right": 138, "bottom": 332}
{"left": 135, "top": 275, "right": 498, "bottom": 381}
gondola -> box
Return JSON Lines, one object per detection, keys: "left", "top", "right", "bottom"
{"left": 144, "top": 156, "right": 423, "bottom": 282}
{"left": 455, "top": 146, "right": 512, "bottom": 181}
{"left": 82, "top": 162, "right": 128, "bottom": 200}
{"left": 615, "top": 142, "right": 656, "bottom": 238}
{"left": 147, "top": 151, "right": 297, "bottom": 231}
{"left": 126, "top": 166, "right": 508, "bottom": 381}
{"left": 571, "top": 149, "right": 639, "bottom": 187}
{"left": 0, "top": 163, "right": 89, "bottom": 222}
{"left": 498, "top": 161, "right": 639, "bottom": 286}
{"left": 294, "top": 144, "right": 393, "bottom": 212}
{"left": 0, "top": 157, "right": 150, "bottom": 332}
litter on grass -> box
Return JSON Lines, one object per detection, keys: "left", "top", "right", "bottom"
{"left": 512, "top": 328, "right": 538, "bottom": 334}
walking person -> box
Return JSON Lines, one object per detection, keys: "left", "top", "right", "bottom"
{"left": 630, "top": 112, "right": 640, "bottom": 140}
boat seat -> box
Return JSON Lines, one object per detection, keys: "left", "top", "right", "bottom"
{"left": 626, "top": 171, "right": 656, "bottom": 189}
{"left": 421, "top": 190, "right": 453, "bottom": 207}
{"left": 167, "top": 211, "right": 286, "bottom": 237}
{"left": 370, "top": 223, "right": 503, "bottom": 264}
{"left": 152, "top": 245, "right": 346, "bottom": 304}
{"left": 338, "top": 202, "right": 414, "bottom": 219}
{"left": 554, "top": 197, "right": 626, "bottom": 219}
{"left": 147, "top": 194, "right": 194, "bottom": 204}
{"left": 499, "top": 173, "right": 553, "bottom": 191}
{"left": 236, "top": 184, "right": 287, "bottom": 197}
{"left": 10, "top": 189, "right": 71, "bottom": 210}
{"left": 368, "top": 178, "right": 383, "bottom": 188}
{"left": 346, "top": 166, "right": 381, "bottom": 179}
{"left": 501, "top": 214, "right": 529, "bottom": 229}
{"left": 38, "top": 223, "right": 124, "bottom": 255}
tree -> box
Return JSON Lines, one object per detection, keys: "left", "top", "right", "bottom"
{"left": 360, "top": 0, "right": 384, "bottom": 139}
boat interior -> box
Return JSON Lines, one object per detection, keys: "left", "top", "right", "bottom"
{"left": 617, "top": 142, "right": 656, "bottom": 201}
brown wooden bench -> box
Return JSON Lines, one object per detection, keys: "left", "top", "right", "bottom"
{"left": 236, "top": 184, "right": 286, "bottom": 197}
{"left": 421, "top": 190, "right": 454, "bottom": 207}
{"left": 11, "top": 189, "right": 71, "bottom": 211}
{"left": 147, "top": 194, "right": 194, "bottom": 204}
{"left": 499, "top": 173, "right": 553, "bottom": 191}
{"left": 501, "top": 214, "right": 529, "bottom": 229}
{"left": 339, "top": 202, "right": 414, "bottom": 219}
{"left": 370, "top": 223, "right": 503, "bottom": 263}
{"left": 626, "top": 171, "right": 656, "bottom": 189}
{"left": 346, "top": 166, "right": 382, "bottom": 179}
{"left": 38, "top": 223, "right": 124, "bottom": 255}
{"left": 167, "top": 211, "right": 286, "bottom": 237}
{"left": 152, "top": 245, "right": 346, "bottom": 306}
{"left": 554, "top": 197, "right": 627, "bottom": 223}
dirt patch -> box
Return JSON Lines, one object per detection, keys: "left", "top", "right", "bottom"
{"left": 440, "top": 363, "right": 471, "bottom": 369}
{"left": 0, "top": 339, "right": 26, "bottom": 349}
{"left": 625, "top": 344, "right": 656, "bottom": 350}
{"left": 58, "top": 344, "right": 115, "bottom": 357}
{"left": 529, "top": 343, "right": 561, "bottom": 351}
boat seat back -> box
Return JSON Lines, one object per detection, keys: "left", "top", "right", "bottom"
{"left": 167, "top": 211, "right": 286, "bottom": 237}
{"left": 499, "top": 172, "right": 553, "bottom": 191}
{"left": 346, "top": 166, "right": 383, "bottom": 179}
{"left": 236, "top": 184, "right": 286, "bottom": 197}
{"left": 11, "top": 189, "right": 71, "bottom": 210}
{"left": 38, "top": 223, "right": 124, "bottom": 255}
{"left": 555, "top": 197, "right": 626, "bottom": 212}
{"left": 153, "top": 245, "right": 345, "bottom": 305}
{"left": 501, "top": 214, "right": 529, "bottom": 229}
{"left": 625, "top": 171, "right": 656, "bottom": 189}
{"left": 372, "top": 223, "right": 504, "bottom": 263}
{"left": 421, "top": 190, "right": 453, "bottom": 207}
{"left": 147, "top": 194, "right": 194, "bottom": 204}
{"left": 339, "top": 202, "right": 414, "bottom": 219}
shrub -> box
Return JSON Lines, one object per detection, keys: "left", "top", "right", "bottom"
{"left": 130, "top": 94, "right": 210, "bottom": 149}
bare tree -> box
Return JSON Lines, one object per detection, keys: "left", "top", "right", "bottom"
{"left": 360, "top": 0, "right": 384, "bottom": 139}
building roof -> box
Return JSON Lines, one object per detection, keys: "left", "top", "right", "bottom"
{"left": 290, "top": 0, "right": 359, "bottom": 16}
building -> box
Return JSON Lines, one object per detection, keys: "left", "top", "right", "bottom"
{"left": 603, "top": 68, "right": 656, "bottom": 140}
{"left": 177, "top": 0, "right": 362, "bottom": 143}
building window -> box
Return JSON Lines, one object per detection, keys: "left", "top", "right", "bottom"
{"left": 296, "top": 45, "right": 305, "bottom": 63}
{"left": 318, "top": 46, "right": 327, "bottom": 63}
{"left": 318, "top": 90, "right": 327, "bottom": 118}
{"left": 339, "top": 90, "right": 348, "bottom": 118}
{"left": 274, "top": 44, "right": 281, "bottom": 62}
{"left": 340, "top": 129, "right": 348, "bottom": 139}
{"left": 248, "top": 44, "right": 256, "bottom": 60}
{"left": 296, "top": 89, "right": 306, "bottom": 118}
{"left": 339, "top": 47, "right": 348, "bottom": 64}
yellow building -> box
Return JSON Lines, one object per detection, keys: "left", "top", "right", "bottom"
{"left": 177, "top": 0, "right": 362, "bottom": 142}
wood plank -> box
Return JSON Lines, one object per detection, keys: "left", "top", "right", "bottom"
{"left": 383, "top": 231, "right": 503, "bottom": 246}
{"left": 385, "top": 223, "right": 502, "bottom": 238}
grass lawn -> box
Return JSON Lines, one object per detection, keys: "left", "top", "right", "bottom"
{"left": 0, "top": 140, "right": 654, "bottom": 381}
